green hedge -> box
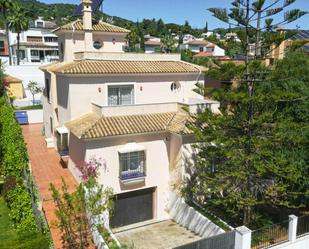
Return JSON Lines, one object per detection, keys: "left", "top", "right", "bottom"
{"left": 0, "top": 97, "right": 28, "bottom": 178}
{"left": 0, "top": 96, "right": 40, "bottom": 237}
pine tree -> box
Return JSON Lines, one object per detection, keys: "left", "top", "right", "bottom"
{"left": 185, "top": 0, "right": 308, "bottom": 228}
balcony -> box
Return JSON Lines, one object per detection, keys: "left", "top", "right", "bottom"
{"left": 120, "top": 168, "right": 146, "bottom": 184}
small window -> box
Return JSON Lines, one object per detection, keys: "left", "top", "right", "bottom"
{"left": 112, "top": 38, "right": 116, "bottom": 44}
{"left": 0, "top": 41, "right": 4, "bottom": 51}
{"left": 119, "top": 151, "right": 145, "bottom": 180}
{"left": 171, "top": 81, "right": 181, "bottom": 92}
{"left": 50, "top": 117, "right": 53, "bottom": 135}
{"left": 199, "top": 47, "right": 204, "bottom": 52}
{"left": 45, "top": 78, "right": 50, "bottom": 102}
{"left": 93, "top": 40, "right": 103, "bottom": 49}
{"left": 60, "top": 42, "right": 64, "bottom": 54}
{"left": 31, "top": 50, "right": 39, "bottom": 56}
{"left": 36, "top": 21, "right": 44, "bottom": 28}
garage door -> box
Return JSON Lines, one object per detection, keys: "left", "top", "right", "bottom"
{"left": 110, "top": 188, "right": 155, "bottom": 228}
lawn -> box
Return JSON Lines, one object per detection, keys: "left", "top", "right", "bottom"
{"left": 0, "top": 197, "right": 19, "bottom": 248}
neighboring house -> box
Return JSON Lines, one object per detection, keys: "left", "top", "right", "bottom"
{"left": 3, "top": 75, "right": 25, "bottom": 99}
{"left": 9, "top": 17, "right": 59, "bottom": 65}
{"left": 180, "top": 40, "right": 225, "bottom": 56}
{"left": 224, "top": 32, "right": 241, "bottom": 42}
{"left": 269, "top": 29, "right": 309, "bottom": 60}
{"left": 144, "top": 35, "right": 161, "bottom": 53}
{"left": 201, "top": 32, "right": 220, "bottom": 39}
{"left": 0, "top": 30, "right": 9, "bottom": 64}
{"left": 41, "top": 0, "right": 219, "bottom": 229}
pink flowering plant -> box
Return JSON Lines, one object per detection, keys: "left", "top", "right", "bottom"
{"left": 76, "top": 156, "right": 106, "bottom": 182}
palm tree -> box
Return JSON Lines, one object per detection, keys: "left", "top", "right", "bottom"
{"left": 8, "top": 5, "right": 29, "bottom": 65}
{"left": 0, "top": 0, "right": 15, "bottom": 65}
{"left": 160, "top": 34, "right": 176, "bottom": 54}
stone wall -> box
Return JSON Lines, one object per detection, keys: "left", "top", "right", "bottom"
{"left": 168, "top": 192, "right": 225, "bottom": 238}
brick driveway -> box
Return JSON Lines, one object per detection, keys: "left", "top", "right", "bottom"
{"left": 22, "top": 124, "right": 78, "bottom": 249}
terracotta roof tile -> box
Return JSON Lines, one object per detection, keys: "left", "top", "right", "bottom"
{"left": 66, "top": 112, "right": 194, "bottom": 139}
{"left": 48, "top": 60, "right": 204, "bottom": 75}
{"left": 4, "top": 75, "right": 22, "bottom": 83}
{"left": 57, "top": 20, "right": 129, "bottom": 33}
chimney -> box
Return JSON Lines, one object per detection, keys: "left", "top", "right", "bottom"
{"left": 82, "top": 0, "right": 92, "bottom": 30}
{"left": 82, "top": 0, "right": 93, "bottom": 51}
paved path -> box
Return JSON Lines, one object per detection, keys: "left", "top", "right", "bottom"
{"left": 22, "top": 124, "right": 78, "bottom": 249}
{"left": 115, "top": 220, "right": 202, "bottom": 249}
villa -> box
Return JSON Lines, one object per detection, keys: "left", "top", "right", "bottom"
{"left": 41, "top": 0, "right": 219, "bottom": 229}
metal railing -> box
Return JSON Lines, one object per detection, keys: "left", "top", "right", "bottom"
{"left": 173, "top": 230, "right": 236, "bottom": 249}
{"left": 251, "top": 220, "right": 289, "bottom": 249}
{"left": 296, "top": 214, "right": 309, "bottom": 238}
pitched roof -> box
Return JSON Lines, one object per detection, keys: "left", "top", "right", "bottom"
{"left": 66, "top": 112, "right": 193, "bottom": 139}
{"left": 4, "top": 75, "right": 22, "bottom": 83}
{"left": 188, "top": 40, "right": 208, "bottom": 45}
{"left": 193, "top": 52, "right": 214, "bottom": 57}
{"left": 292, "top": 30, "right": 309, "bottom": 40}
{"left": 144, "top": 41, "right": 161, "bottom": 46}
{"left": 56, "top": 19, "right": 129, "bottom": 33}
{"left": 43, "top": 60, "right": 205, "bottom": 75}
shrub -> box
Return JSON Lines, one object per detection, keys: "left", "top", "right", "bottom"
{"left": 6, "top": 183, "right": 38, "bottom": 235}
{"left": 1, "top": 176, "right": 17, "bottom": 198}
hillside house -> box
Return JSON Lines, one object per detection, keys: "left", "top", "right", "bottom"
{"left": 41, "top": 0, "right": 219, "bottom": 230}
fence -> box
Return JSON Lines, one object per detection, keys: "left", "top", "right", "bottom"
{"left": 251, "top": 220, "right": 289, "bottom": 249}
{"left": 23, "top": 165, "right": 54, "bottom": 248}
{"left": 296, "top": 214, "right": 309, "bottom": 238}
{"left": 173, "top": 230, "right": 236, "bottom": 249}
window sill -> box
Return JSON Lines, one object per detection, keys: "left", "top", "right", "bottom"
{"left": 119, "top": 176, "right": 145, "bottom": 185}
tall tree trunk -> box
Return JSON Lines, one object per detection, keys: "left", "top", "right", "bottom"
{"left": 3, "top": 9, "right": 12, "bottom": 65}
{"left": 255, "top": 11, "right": 262, "bottom": 58}
{"left": 17, "top": 32, "right": 20, "bottom": 66}
{"left": 244, "top": 0, "right": 254, "bottom": 227}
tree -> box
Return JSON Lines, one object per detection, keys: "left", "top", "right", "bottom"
{"left": 185, "top": 0, "right": 308, "bottom": 228}
{"left": 0, "top": 0, "right": 15, "bottom": 65}
{"left": 182, "top": 20, "right": 191, "bottom": 34}
{"left": 204, "top": 21, "right": 209, "bottom": 33}
{"left": 160, "top": 33, "right": 176, "bottom": 53}
{"left": 27, "top": 81, "right": 42, "bottom": 105}
{"left": 50, "top": 157, "right": 114, "bottom": 249}
{"left": 8, "top": 5, "right": 29, "bottom": 65}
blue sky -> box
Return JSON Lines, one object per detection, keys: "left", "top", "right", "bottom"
{"left": 42, "top": 0, "right": 309, "bottom": 29}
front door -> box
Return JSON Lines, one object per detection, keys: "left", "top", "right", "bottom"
{"left": 110, "top": 188, "right": 155, "bottom": 228}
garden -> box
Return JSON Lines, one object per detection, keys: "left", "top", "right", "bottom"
{"left": 0, "top": 78, "right": 51, "bottom": 248}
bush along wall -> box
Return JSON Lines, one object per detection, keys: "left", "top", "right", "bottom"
{"left": 0, "top": 96, "right": 50, "bottom": 247}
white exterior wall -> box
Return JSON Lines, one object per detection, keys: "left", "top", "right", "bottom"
{"left": 145, "top": 45, "right": 160, "bottom": 53}
{"left": 214, "top": 46, "right": 225, "bottom": 56}
{"left": 60, "top": 32, "right": 126, "bottom": 62}
{"left": 56, "top": 74, "right": 204, "bottom": 125}
{"left": 268, "top": 235, "right": 309, "bottom": 249}
{"left": 68, "top": 133, "right": 172, "bottom": 221}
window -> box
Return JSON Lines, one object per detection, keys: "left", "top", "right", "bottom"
{"left": 171, "top": 81, "right": 181, "bottom": 92}
{"left": 199, "top": 47, "right": 204, "bottom": 52}
{"left": 45, "top": 78, "right": 50, "bottom": 102}
{"left": 31, "top": 50, "right": 39, "bottom": 56}
{"left": 44, "top": 37, "right": 58, "bottom": 43}
{"left": 108, "top": 85, "right": 134, "bottom": 106}
{"left": 36, "top": 21, "right": 44, "bottom": 28}
{"left": 119, "top": 151, "right": 145, "bottom": 180}
{"left": 0, "top": 41, "right": 4, "bottom": 52}
{"left": 93, "top": 40, "right": 103, "bottom": 49}
{"left": 27, "top": 36, "right": 42, "bottom": 42}
{"left": 50, "top": 117, "right": 53, "bottom": 135}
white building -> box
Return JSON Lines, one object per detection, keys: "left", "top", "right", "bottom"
{"left": 224, "top": 32, "right": 241, "bottom": 42}
{"left": 9, "top": 17, "right": 59, "bottom": 65}
{"left": 180, "top": 39, "right": 225, "bottom": 56}
{"left": 42, "top": 0, "right": 219, "bottom": 230}
{"left": 144, "top": 35, "right": 161, "bottom": 53}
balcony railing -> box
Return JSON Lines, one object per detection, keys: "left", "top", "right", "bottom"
{"left": 119, "top": 167, "right": 146, "bottom": 183}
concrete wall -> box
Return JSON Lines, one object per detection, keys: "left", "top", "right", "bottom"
{"left": 27, "top": 109, "right": 43, "bottom": 124}
{"left": 269, "top": 235, "right": 309, "bottom": 249}
{"left": 168, "top": 192, "right": 225, "bottom": 238}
